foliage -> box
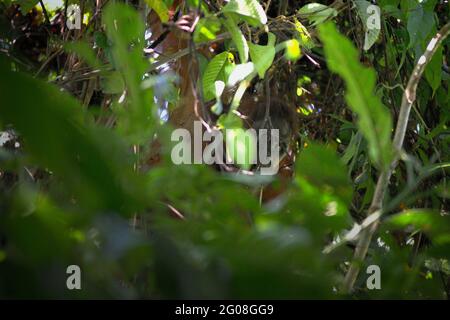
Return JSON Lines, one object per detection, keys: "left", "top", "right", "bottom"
{"left": 0, "top": 0, "right": 449, "bottom": 299}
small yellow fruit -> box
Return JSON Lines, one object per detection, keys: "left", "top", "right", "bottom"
{"left": 284, "top": 39, "right": 301, "bottom": 61}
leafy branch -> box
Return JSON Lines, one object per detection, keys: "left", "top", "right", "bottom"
{"left": 342, "top": 22, "right": 450, "bottom": 294}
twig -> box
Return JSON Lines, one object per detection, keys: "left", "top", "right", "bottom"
{"left": 262, "top": 75, "right": 272, "bottom": 128}
{"left": 39, "top": 0, "right": 51, "bottom": 25}
{"left": 342, "top": 22, "right": 450, "bottom": 294}
{"left": 34, "top": 48, "right": 63, "bottom": 78}
{"left": 264, "top": 0, "right": 272, "bottom": 13}
{"left": 147, "top": 32, "right": 231, "bottom": 72}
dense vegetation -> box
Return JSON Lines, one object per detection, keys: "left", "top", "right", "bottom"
{"left": 0, "top": 0, "right": 449, "bottom": 299}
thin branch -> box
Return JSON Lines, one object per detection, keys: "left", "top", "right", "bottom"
{"left": 262, "top": 75, "right": 272, "bottom": 128}
{"left": 147, "top": 32, "right": 231, "bottom": 72}
{"left": 187, "top": 8, "right": 211, "bottom": 127}
{"left": 342, "top": 22, "right": 450, "bottom": 294}
{"left": 39, "top": 0, "right": 51, "bottom": 25}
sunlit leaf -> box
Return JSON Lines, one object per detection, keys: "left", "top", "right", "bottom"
{"left": 145, "top": 0, "right": 169, "bottom": 22}
{"left": 222, "top": 0, "right": 268, "bottom": 26}
{"left": 249, "top": 32, "right": 276, "bottom": 78}
{"left": 227, "top": 62, "right": 254, "bottom": 86}
{"left": 202, "top": 51, "right": 234, "bottom": 101}
{"left": 223, "top": 14, "right": 249, "bottom": 63}
{"left": 194, "top": 16, "right": 222, "bottom": 43}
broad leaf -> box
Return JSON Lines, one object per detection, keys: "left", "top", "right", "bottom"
{"left": 249, "top": 33, "right": 276, "bottom": 78}
{"left": 227, "top": 62, "right": 255, "bottom": 87}
{"left": 223, "top": 14, "right": 249, "bottom": 63}
{"left": 145, "top": 0, "right": 169, "bottom": 22}
{"left": 405, "top": 0, "right": 436, "bottom": 49}
{"left": 219, "top": 114, "right": 256, "bottom": 170}
{"left": 0, "top": 65, "right": 147, "bottom": 214}
{"left": 319, "top": 22, "right": 393, "bottom": 169}
{"left": 222, "top": 0, "right": 268, "bottom": 26}
{"left": 298, "top": 3, "right": 337, "bottom": 26}
{"left": 354, "top": 0, "right": 381, "bottom": 51}
{"left": 103, "top": 3, "right": 154, "bottom": 143}
{"left": 194, "top": 16, "right": 222, "bottom": 43}
{"left": 202, "top": 51, "right": 234, "bottom": 101}
{"left": 384, "top": 210, "right": 450, "bottom": 245}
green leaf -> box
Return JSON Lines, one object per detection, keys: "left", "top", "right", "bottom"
{"left": 424, "top": 46, "right": 442, "bottom": 94}
{"left": 16, "top": 0, "right": 39, "bottom": 13}
{"left": 384, "top": 210, "right": 450, "bottom": 244}
{"left": 103, "top": 3, "right": 154, "bottom": 143}
{"left": 227, "top": 62, "right": 254, "bottom": 87}
{"left": 0, "top": 65, "right": 146, "bottom": 214}
{"left": 222, "top": 0, "right": 267, "bottom": 27}
{"left": 101, "top": 71, "right": 125, "bottom": 94}
{"left": 225, "top": 128, "right": 257, "bottom": 170}
{"left": 294, "top": 19, "right": 315, "bottom": 49}
{"left": 202, "top": 51, "right": 234, "bottom": 101}
{"left": 64, "top": 41, "right": 102, "bottom": 70}
{"left": 341, "top": 132, "right": 362, "bottom": 165}
{"left": 222, "top": 14, "right": 249, "bottom": 63}
{"left": 319, "top": 22, "right": 393, "bottom": 169}
{"left": 354, "top": 0, "right": 381, "bottom": 51}
{"left": 194, "top": 16, "right": 222, "bottom": 43}
{"left": 145, "top": 0, "right": 169, "bottom": 22}
{"left": 290, "top": 144, "right": 352, "bottom": 237}
{"left": 219, "top": 114, "right": 256, "bottom": 170}
{"left": 298, "top": 3, "right": 337, "bottom": 26}
{"left": 406, "top": 0, "right": 436, "bottom": 49}
{"left": 211, "top": 80, "right": 225, "bottom": 115}
{"left": 296, "top": 143, "right": 352, "bottom": 207}
{"left": 249, "top": 33, "right": 276, "bottom": 78}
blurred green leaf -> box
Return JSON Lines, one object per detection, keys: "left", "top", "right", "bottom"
{"left": 16, "top": 0, "right": 38, "bottom": 13}
{"left": 194, "top": 16, "right": 222, "bottom": 43}
{"left": 384, "top": 210, "right": 450, "bottom": 244}
{"left": 319, "top": 22, "right": 393, "bottom": 169}
{"left": 0, "top": 65, "right": 148, "bottom": 214}
{"left": 103, "top": 3, "right": 155, "bottom": 143}
{"left": 64, "top": 41, "right": 102, "bottom": 70}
